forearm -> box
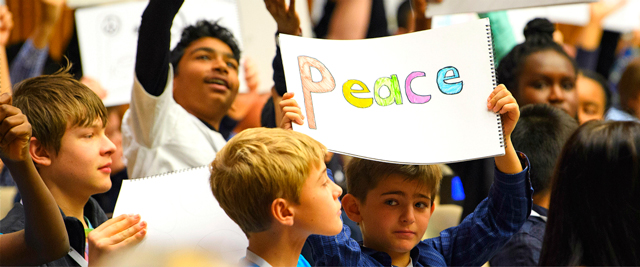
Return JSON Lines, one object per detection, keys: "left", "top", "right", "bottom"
{"left": 135, "top": 0, "right": 183, "bottom": 96}
{"left": 0, "top": 46, "right": 11, "bottom": 95}
{"left": 5, "top": 159, "right": 69, "bottom": 264}
{"left": 494, "top": 136, "right": 522, "bottom": 174}
{"left": 9, "top": 39, "right": 48, "bottom": 85}
{"left": 577, "top": 21, "right": 604, "bottom": 51}
{"left": 31, "top": 1, "right": 63, "bottom": 49}
{"left": 326, "top": 0, "right": 371, "bottom": 39}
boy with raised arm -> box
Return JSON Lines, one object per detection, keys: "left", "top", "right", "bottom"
{"left": 123, "top": 0, "right": 241, "bottom": 178}
{"left": 210, "top": 127, "right": 343, "bottom": 267}
{"left": 0, "top": 69, "right": 146, "bottom": 266}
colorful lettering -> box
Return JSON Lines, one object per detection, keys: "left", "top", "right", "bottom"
{"left": 436, "top": 67, "right": 463, "bottom": 95}
{"left": 405, "top": 71, "right": 431, "bottom": 104}
{"left": 374, "top": 75, "right": 403, "bottom": 106}
{"left": 298, "top": 56, "right": 336, "bottom": 129}
{"left": 343, "top": 80, "right": 373, "bottom": 108}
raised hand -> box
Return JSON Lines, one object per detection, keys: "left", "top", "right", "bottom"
{"left": 265, "top": 0, "right": 301, "bottom": 35}
{"left": 0, "top": 6, "right": 14, "bottom": 47}
{"left": 0, "top": 94, "right": 32, "bottom": 163}
{"left": 88, "top": 214, "right": 147, "bottom": 266}
{"left": 487, "top": 84, "right": 519, "bottom": 138}
{"left": 279, "top": 92, "right": 304, "bottom": 130}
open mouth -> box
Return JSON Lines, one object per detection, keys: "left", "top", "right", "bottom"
{"left": 204, "top": 77, "right": 229, "bottom": 89}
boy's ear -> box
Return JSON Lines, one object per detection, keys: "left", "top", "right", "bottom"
{"left": 342, "top": 194, "right": 363, "bottom": 223}
{"left": 29, "top": 137, "right": 52, "bottom": 166}
{"left": 430, "top": 201, "right": 436, "bottom": 215}
{"left": 271, "top": 198, "right": 295, "bottom": 226}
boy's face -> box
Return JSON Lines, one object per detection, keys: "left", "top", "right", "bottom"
{"left": 292, "top": 162, "right": 344, "bottom": 236}
{"left": 173, "top": 37, "right": 240, "bottom": 124}
{"left": 357, "top": 175, "right": 434, "bottom": 255}
{"left": 47, "top": 119, "right": 116, "bottom": 198}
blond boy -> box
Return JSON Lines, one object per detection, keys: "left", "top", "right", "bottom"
{"left": 0, "top": 69, "right": 146, "bottom": 266}
{"left": 210, "top": 127, "right": 343, "bottom": 267}
{"left": 285, "top": 85, "right": 533, "bottom": 266}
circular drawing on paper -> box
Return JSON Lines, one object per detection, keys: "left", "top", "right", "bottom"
{"left": 101, "top": 15, "right": 121, "bottom": 36}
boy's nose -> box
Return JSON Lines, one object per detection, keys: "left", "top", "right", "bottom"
{"left": 333, "top": 182, "right": 343, "bottom": 199}
{"left": 400, "top": 206, "right": 415, "bottom": 224}
{"left": 102, "top": 135, "right": 117, "bottom": 156}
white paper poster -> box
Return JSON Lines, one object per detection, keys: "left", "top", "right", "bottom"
{"left": 279, "top": 19, "right": 505, "bottom": 165}
{"left": 426, "top": 0, "right": 597, "bottom": 17}
{"left": 75, "top": 0, "right": 243, "bottom": 107}
{"left": 113, "top": 166, "right": 247, "bottom": 261}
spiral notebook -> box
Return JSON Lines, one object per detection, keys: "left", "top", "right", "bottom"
{"left": 279, "top": 19, "right": 504, "bottom": 165}
{"left": 113, "top": 165, "right": 247, "bottom": 261}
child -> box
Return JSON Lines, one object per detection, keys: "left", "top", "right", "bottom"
{"left": 210, "top": 127, "right": 343, "bottom": 267}
{"left": 0, "top": 68, "right": 147, "bottom": 266}
{"left": 0, "top": 92, "right": 69, "bottom": 265}
{"left": 490, "top": 104, "right": 578, "bottom": 266}
{"left": 286, "top": 85, "right": 532, "bottom": 266}
{"left": 539, "top": 121, "right": 640, "bottom": 266}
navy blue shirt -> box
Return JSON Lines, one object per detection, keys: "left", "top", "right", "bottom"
{"left": 489, "top": 204, "right": 547, "bottom": 266}
{"left": 308, "top": 153, "right": 532, "bottom": 266}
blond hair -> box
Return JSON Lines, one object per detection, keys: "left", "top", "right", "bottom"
{"left": 346, "top": 158, "right": 442, "bottom": 203}
{"left": 210, "top": 128, "right": 326, "bottom": 235}
{"left": 13, "top": 66, "right": 107, "bottom": 154}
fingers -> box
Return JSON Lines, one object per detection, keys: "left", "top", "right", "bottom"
{"left": 282, "top": 106, "right": 304, "bottom": 125}
{"left": 89, "top": 214, "right": 147, "bottom": 250}
{"left": 487, "top": 84, "right": 509, "bottom": 111}
{"left": 0, "top": 113, "right": 30, "bottom": 148}
{"left": 279, "top": 92, "right": 304, "bottom": 127}
{"left": 0, "top": 93, "right": 11, "bottom": 106}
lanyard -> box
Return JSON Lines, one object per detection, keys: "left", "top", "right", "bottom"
{"left": 68, "top": 247, "right": 88, "bottom": 267}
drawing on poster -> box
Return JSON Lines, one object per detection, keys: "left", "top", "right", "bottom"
{"left": 297, "top": 56, "right": 336, "bottom": 129}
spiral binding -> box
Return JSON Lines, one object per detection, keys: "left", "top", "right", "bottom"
{"left": 130, "top": 165, "right": 209, "bottom": 180}
{"left": 486, "top": 21, "right": 504, "bottom": 148}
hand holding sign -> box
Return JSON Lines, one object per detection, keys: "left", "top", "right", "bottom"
{"left": 487, "top": 84, "right": 519, "bottom": 139}
{"left": 279, "top": 92, "right": 304, "bottom": 130}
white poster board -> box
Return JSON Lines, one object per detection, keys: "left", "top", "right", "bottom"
{"left": 279, "top": 19, "right": 505, "bottom": 165}
{"left": 426, "top": 0, "right": 596, "bottom": 17}
{"left": 75, "top": 0, "right": 243, "bottom": 107}
{"left": 113, "top": 166, "right": 247, "bottom": 261}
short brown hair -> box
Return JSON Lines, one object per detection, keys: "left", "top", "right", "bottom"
{"left": 13, "top": 67, "right": 107, "bottom": 154}
{"left": 346, "top": 158, "right": 442, "bottom": 203}
{"left": 210, "top": 128, "right": 325, "bottom": 235}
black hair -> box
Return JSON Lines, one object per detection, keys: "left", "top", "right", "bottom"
{"left": 497, "top": 18, "right": 578, "bottom": 96}
{"left": 539, "top": 121, "right": 640, "bottom": 266}
{"left": 580, "top": 68, "right": 612, "bottom": 112}
{"left": 170, "top": 20, "right": 241, "bottom": 74}
{"left": 397, "top": 0, "right": 412, "bottom": 30}
{"left": 511, "top": 104, "right": 578, "bottom": 196}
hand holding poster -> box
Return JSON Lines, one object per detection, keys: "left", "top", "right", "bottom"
{"left": 279, "top": 19, "right": 505, "bottom": 165}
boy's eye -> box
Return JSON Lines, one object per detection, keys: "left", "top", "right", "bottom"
{"left": 196, "top": 55, "right": 211, "bottom": 60}
{"left": 415, "top": 202, "right": 429, "bottom": 209}
{"left": 227, "top": 61, "right": 238, "bottom": 70}
{"left": 384, "top": 199, "right": 398, "bottom": 206}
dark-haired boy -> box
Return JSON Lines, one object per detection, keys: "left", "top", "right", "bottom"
{"left": 0, "top": 70, "right": 146, "bottom": 266}
{"left": 302, "top": 85, "right": 533, "bottom": 266}
{"left": 123, "top": 0, "right": 241, "bottom": 178}
{"left": 490, "top": 104, "right": 578, "bottom": 266}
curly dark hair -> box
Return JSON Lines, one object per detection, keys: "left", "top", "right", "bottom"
{"left": 170, "top": 20, "right": 241, "bottom": 74}
{"left": 496, "top": 18, "right": 577, "bottom": 95}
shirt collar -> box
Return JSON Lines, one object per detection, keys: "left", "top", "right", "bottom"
{"left": 245, "top": 249, "right": 272, "bottom": 267}
{"left": 360, "top": 243, "right": 421, "bottom": 267}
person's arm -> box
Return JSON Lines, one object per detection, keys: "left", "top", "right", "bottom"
{"left": 134, "top": 0, "right": 184, "bottom": 96}
{"left": 325, "top": 0, "right": 371, "bottom": 40}
{"left": 307, "top": 223, "right": 365, "bottom": 266}
{"left": 422, "top": 85, "right": 531, "bottom": 265}
{"left": 0, "top": 5, "right": 12, "bottom": 96}
{"left": 9, "top": 0, "right": 64, "bottom": 85}
{"left": 488, "top": 84, "right": 522, "bottom": 174}
{"left": 0, "top": 93, "right": 69, "bottom": 265}
{"left": 410, "top": 0, "right": 442, "bottom": 32}
{"left": 575, "top": 0, "right": 626, "bottom": 71}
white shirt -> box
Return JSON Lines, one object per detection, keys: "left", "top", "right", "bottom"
{"left": 245, "top": 249, "right": 273, "bottom": 267}
{"left": 122, "top": 65, "right": 227, "bottom": 178}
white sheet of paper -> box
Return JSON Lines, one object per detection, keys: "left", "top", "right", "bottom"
{"left": 75, "top": 0, "right": 243, "bottom": 107}
{"left": 113, "top": 166, "right": 247, "bottom": 261}
{"left": 426, "top": 0, "right": 596, "bottom": 17}
{"left": 279, "top": 19, "right": 505, "bottom": 165}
